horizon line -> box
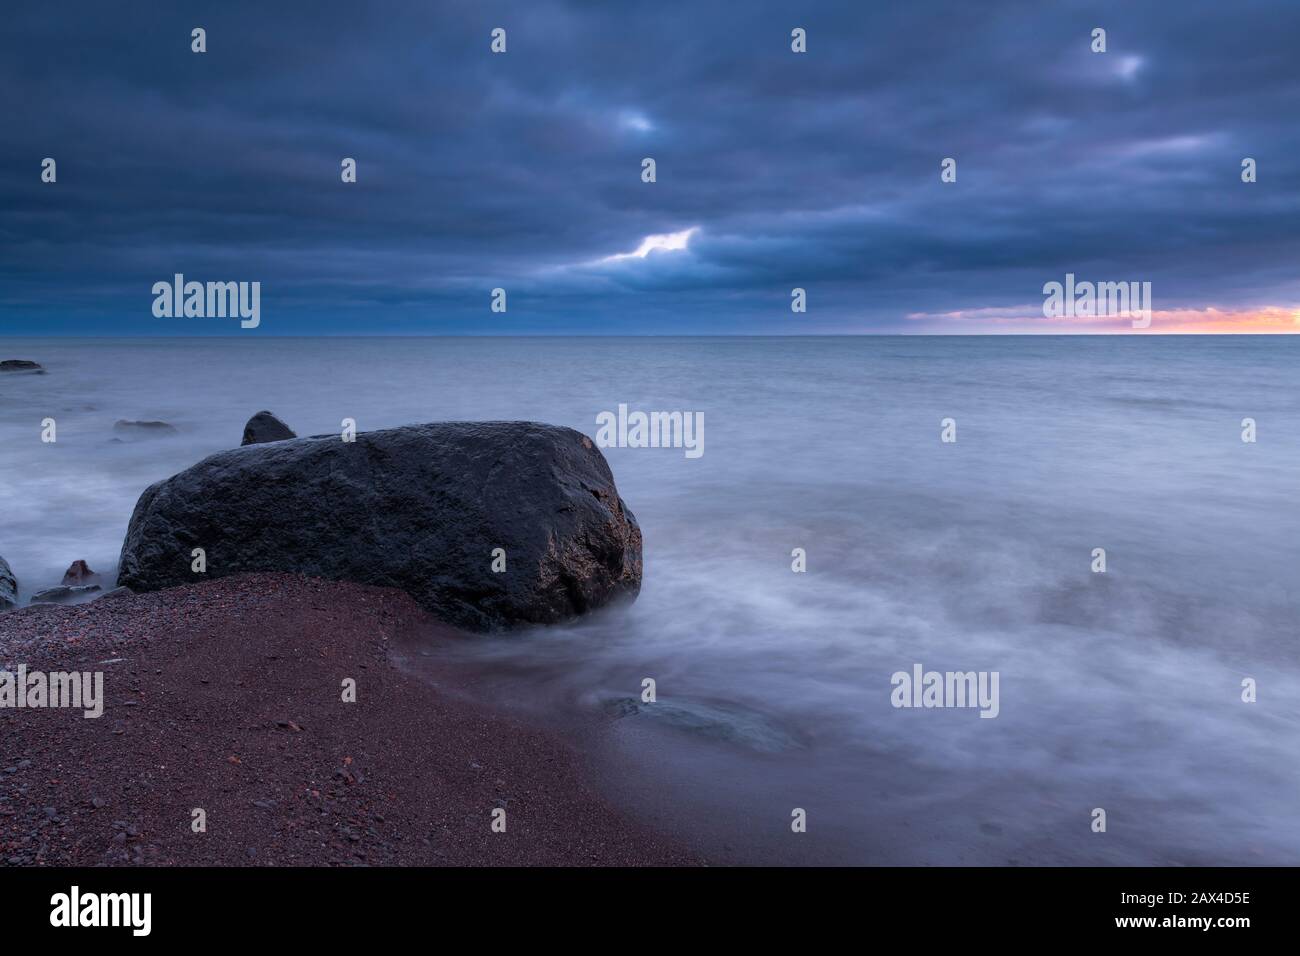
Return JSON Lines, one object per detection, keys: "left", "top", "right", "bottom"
{"left": 3, "top": 331, "right": 1300, "bottom": 340}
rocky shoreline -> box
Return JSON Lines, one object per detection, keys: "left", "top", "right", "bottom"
{"left": 0, "top": 397, "right": 683, "bottom": 865}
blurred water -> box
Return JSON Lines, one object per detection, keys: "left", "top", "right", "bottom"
{"left": 2, "top": 335, "right": 1298, "bottom": 863}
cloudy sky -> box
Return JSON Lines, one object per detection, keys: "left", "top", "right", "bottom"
{"left": 3, "top": 0, "right": 1298, "bottom": 335}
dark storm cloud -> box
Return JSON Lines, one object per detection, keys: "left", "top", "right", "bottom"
{"left": 2, "top": 0, "right": 1298, "bottom": 333}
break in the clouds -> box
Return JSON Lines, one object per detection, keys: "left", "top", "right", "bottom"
{"left": 596, "top": 227, "right": 699, "bottom": 264}
{"left": 2, "top": 0, "right": 1298, "bottom": 335}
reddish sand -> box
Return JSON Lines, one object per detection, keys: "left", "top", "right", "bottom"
{"left": 0, "top": 573, "right": 700, "bottom": 866}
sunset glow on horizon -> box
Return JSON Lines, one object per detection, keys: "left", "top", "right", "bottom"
{"left": 905, "top": 305, "right": 1300, "bottom": 334}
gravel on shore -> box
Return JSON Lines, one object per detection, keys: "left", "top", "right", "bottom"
{"left": 0, "top": 573, "right": 700, "bottom": 866}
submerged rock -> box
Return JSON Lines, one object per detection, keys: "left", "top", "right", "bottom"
{"left": 113, "top": 419, "right": 178, "bottom": 437}
{"left": 0, "top": 556, "right": 16, "bottom": 611}
{"left": 241, "top": 410, "right": 296, "bottom": 446}
{"left": 31, "top": 584, "right": 102, "bottom": 606}
{"left": 117, "top": 421, "right": 642, "bottom": 631}
{"left": 0, "top": 359, "right": 44, "bottom": 374}
{"left": 602, "top": 696, "right": 804, "bottom": 753}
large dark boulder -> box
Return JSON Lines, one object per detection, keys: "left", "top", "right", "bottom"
{"left": 0, "top": 556, "right": 15, "bottom": 611}
{"left": 117, "top": 422, "right": 642, "bottom": 631}
{"left": 241, "top": 410, "right": 296, "bottom": 446}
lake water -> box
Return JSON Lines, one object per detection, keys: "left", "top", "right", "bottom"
{"left": 2, "top": 335, "right": 1297, "bottom": 863}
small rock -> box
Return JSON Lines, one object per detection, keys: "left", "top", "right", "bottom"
{"left": 61, "top": 560, "right": 101, "bottom": 587}
{"left": 241, "top": 410, "right": 296, "bottom": 446}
